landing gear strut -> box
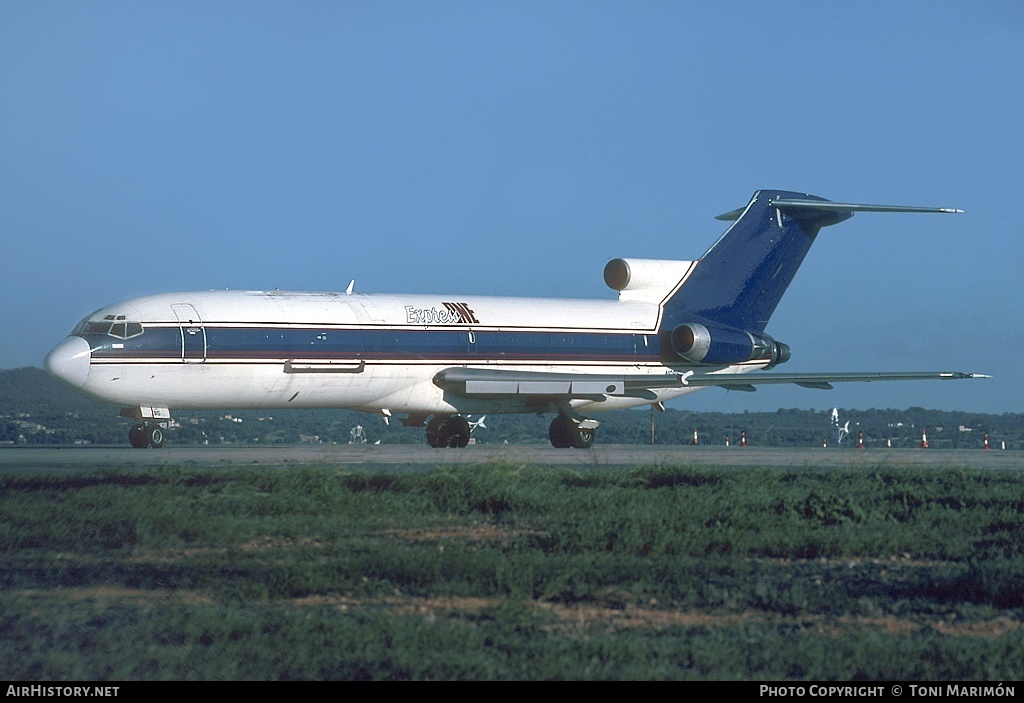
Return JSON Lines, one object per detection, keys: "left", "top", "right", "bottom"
{"left": 548, "top": 414, "right": 595, "bottom": 449}
{"left": 121, "top": 406, "right": 171, "bottom": 449}
{"left": 426, "top": 415, "right": 471, "bottom": 448}
{"left": 129, "top": 423, "right": 166, "bottom": 449}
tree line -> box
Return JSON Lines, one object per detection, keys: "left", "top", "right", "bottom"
{"left": 2, "top": 367, "right": 1020, "bottom": 448}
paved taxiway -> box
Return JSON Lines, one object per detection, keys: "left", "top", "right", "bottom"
{"left": 1, "top": 444, "right": 1021, "bottom": 471}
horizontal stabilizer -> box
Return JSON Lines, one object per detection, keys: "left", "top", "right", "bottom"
{"left": 716, "top": 197, "right": 963, "bottom": 221}
{"left": 771, "top": 199, "right": 963, "bottom": 216}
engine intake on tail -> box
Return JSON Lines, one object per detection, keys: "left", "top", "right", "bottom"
{"left": 670, "top": 322, "right": 790, "bottom": 367}
{"left": 603, "top": 258, "right": 696, "bottom": 304}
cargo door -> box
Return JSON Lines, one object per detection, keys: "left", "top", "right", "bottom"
{"left": 171, "top": 303, "right": 207, "bottom": 362}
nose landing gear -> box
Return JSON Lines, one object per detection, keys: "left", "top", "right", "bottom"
{"left": 121, "top": 407, "right": 171, "bottom": 449}
{"left": 128, "top": 423, "right": 166, "bottom": 449}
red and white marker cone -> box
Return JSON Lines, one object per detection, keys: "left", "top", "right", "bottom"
{"left": 858, "top": 432, "right": 865, "bottom": 449}
{"left": 740, "top": 431, "right": 747, "bottom": 447}
{"left": 725, "top": 436, "right": 730, "bottom": 447}
{"left": 983, "top": 433, "right": 990, "bottom": 450}
{"left": 822, "top": 438, "right": 827, "bottom": 448}
{"left": 887, "top": 437, "right": 892, "bottom": 449}
{"left": 692, "top": 428, "right": 698, "bottom": 446}
{"left": 920, "top": 428, "right": 929, "bottom": 449}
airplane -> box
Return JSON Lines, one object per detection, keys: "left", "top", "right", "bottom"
{"left": 44, "top": 189, "right": 987, "bottom": 449}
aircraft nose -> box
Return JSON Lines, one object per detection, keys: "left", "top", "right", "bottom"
{"left": 44, "top": 336, "right": 92, "bottom": 389}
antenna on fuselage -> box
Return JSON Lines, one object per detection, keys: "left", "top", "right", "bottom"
{"left": 346, "top": 280, "right": 355, "bottom": 295}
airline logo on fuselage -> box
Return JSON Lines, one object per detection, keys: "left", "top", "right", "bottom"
{"left": 405, "top": 302, "right": 480, "bottom": 325}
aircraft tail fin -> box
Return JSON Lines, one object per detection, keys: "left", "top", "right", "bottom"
{"left": 665, "top": 190, "right": 960, "bottom": 334}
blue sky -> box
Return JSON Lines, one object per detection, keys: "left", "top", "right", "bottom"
{"left": 2, "top": 1, "right": 1021, "bottom": 413}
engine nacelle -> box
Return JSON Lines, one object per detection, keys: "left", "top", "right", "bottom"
{"left": 670, "top": 322, "right": 791, "bottom": 367}
{"left": 604, "top": 258, "right": 696, "bottom": 304}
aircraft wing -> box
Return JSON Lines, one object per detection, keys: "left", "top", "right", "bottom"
{"left": 684, "top": 371, "right": 988, "bottom": 392}
{"left": 433, "top": 367, "right": 688, "bottom": 400}
{"left": 434, "top": 367, "right": 987, "bottom": 399}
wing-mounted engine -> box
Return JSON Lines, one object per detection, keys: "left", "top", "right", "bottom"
{"left": 604, "top": 258, "right": 696, "bottom": 304}
{"left": 669, "top": 321, "right": 791, "bottom": 368}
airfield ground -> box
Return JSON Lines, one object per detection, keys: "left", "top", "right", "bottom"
{"left": 1, "top": 443, "right": 1022, "bottom": 471}
{"left": 2, "top": 447, "right": 1021, "bottom": 680}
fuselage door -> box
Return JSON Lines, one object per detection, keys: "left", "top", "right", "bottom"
{"left": 171, "top": 303, "right": 207, "bottom": 362}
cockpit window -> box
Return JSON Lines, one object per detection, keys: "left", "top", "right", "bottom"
{"left": 77, "top": 321, "right": 112, "bottom": 335}
{"left": 108, "top": 322, "right": 144, "bottom": 339}
{"left": 74, "top": 314, "right": 144, "bottom": 339}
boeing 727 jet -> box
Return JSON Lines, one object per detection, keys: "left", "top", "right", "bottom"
{"left": 44, "top": 189, "right": 985, "bottom": 448}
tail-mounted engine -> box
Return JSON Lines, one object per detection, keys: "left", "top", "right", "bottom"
{"left": 604, "top": 258, "right": 696, "bottom": 304}
{"left": 669, "top": 322, "right": 791, "bottom": 367}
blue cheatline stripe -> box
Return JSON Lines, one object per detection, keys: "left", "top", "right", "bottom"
{"left": 81, "top": 326, "right": 662, "bottom": 364}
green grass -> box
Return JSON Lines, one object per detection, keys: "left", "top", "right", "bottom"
{"left": 1, "top": 463, "right": 1022, "bottom": 679}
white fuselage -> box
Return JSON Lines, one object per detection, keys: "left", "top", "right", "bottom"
{"left": 47, "top": 288, "right": 759, "bottom": 417}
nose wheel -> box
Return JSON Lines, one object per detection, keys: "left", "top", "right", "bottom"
{"left": 129, "top": 423, "right": 166, "bottom": 449}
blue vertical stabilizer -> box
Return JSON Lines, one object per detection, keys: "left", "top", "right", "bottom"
{"left": 664, "top": 190, "right": 850, "bottom": 334}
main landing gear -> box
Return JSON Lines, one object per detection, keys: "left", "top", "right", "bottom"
{"left": 548, "top": 414, "right": 595, "bottom": 449}
{"left": 426, "top": 414, "right": 472, "bottom": 448}
{"left": 128, "top": 423, "right": 166, "bottom": 449}
{"left": 421, "top": 413, "right": 596, "bottom": 448}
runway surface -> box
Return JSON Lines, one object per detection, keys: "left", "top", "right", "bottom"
{"left": 1, "top": 444, "right": 1021, "bottom": 471}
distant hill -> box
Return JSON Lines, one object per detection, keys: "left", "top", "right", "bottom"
{"left": 1, "top": 367, "right": 129, "bottom": 444}
{"left": 0, "top": 367, "right": 100, "bottom": 412}
{"left": 2, "top": 367, "right": 1020, "bottom": 448}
